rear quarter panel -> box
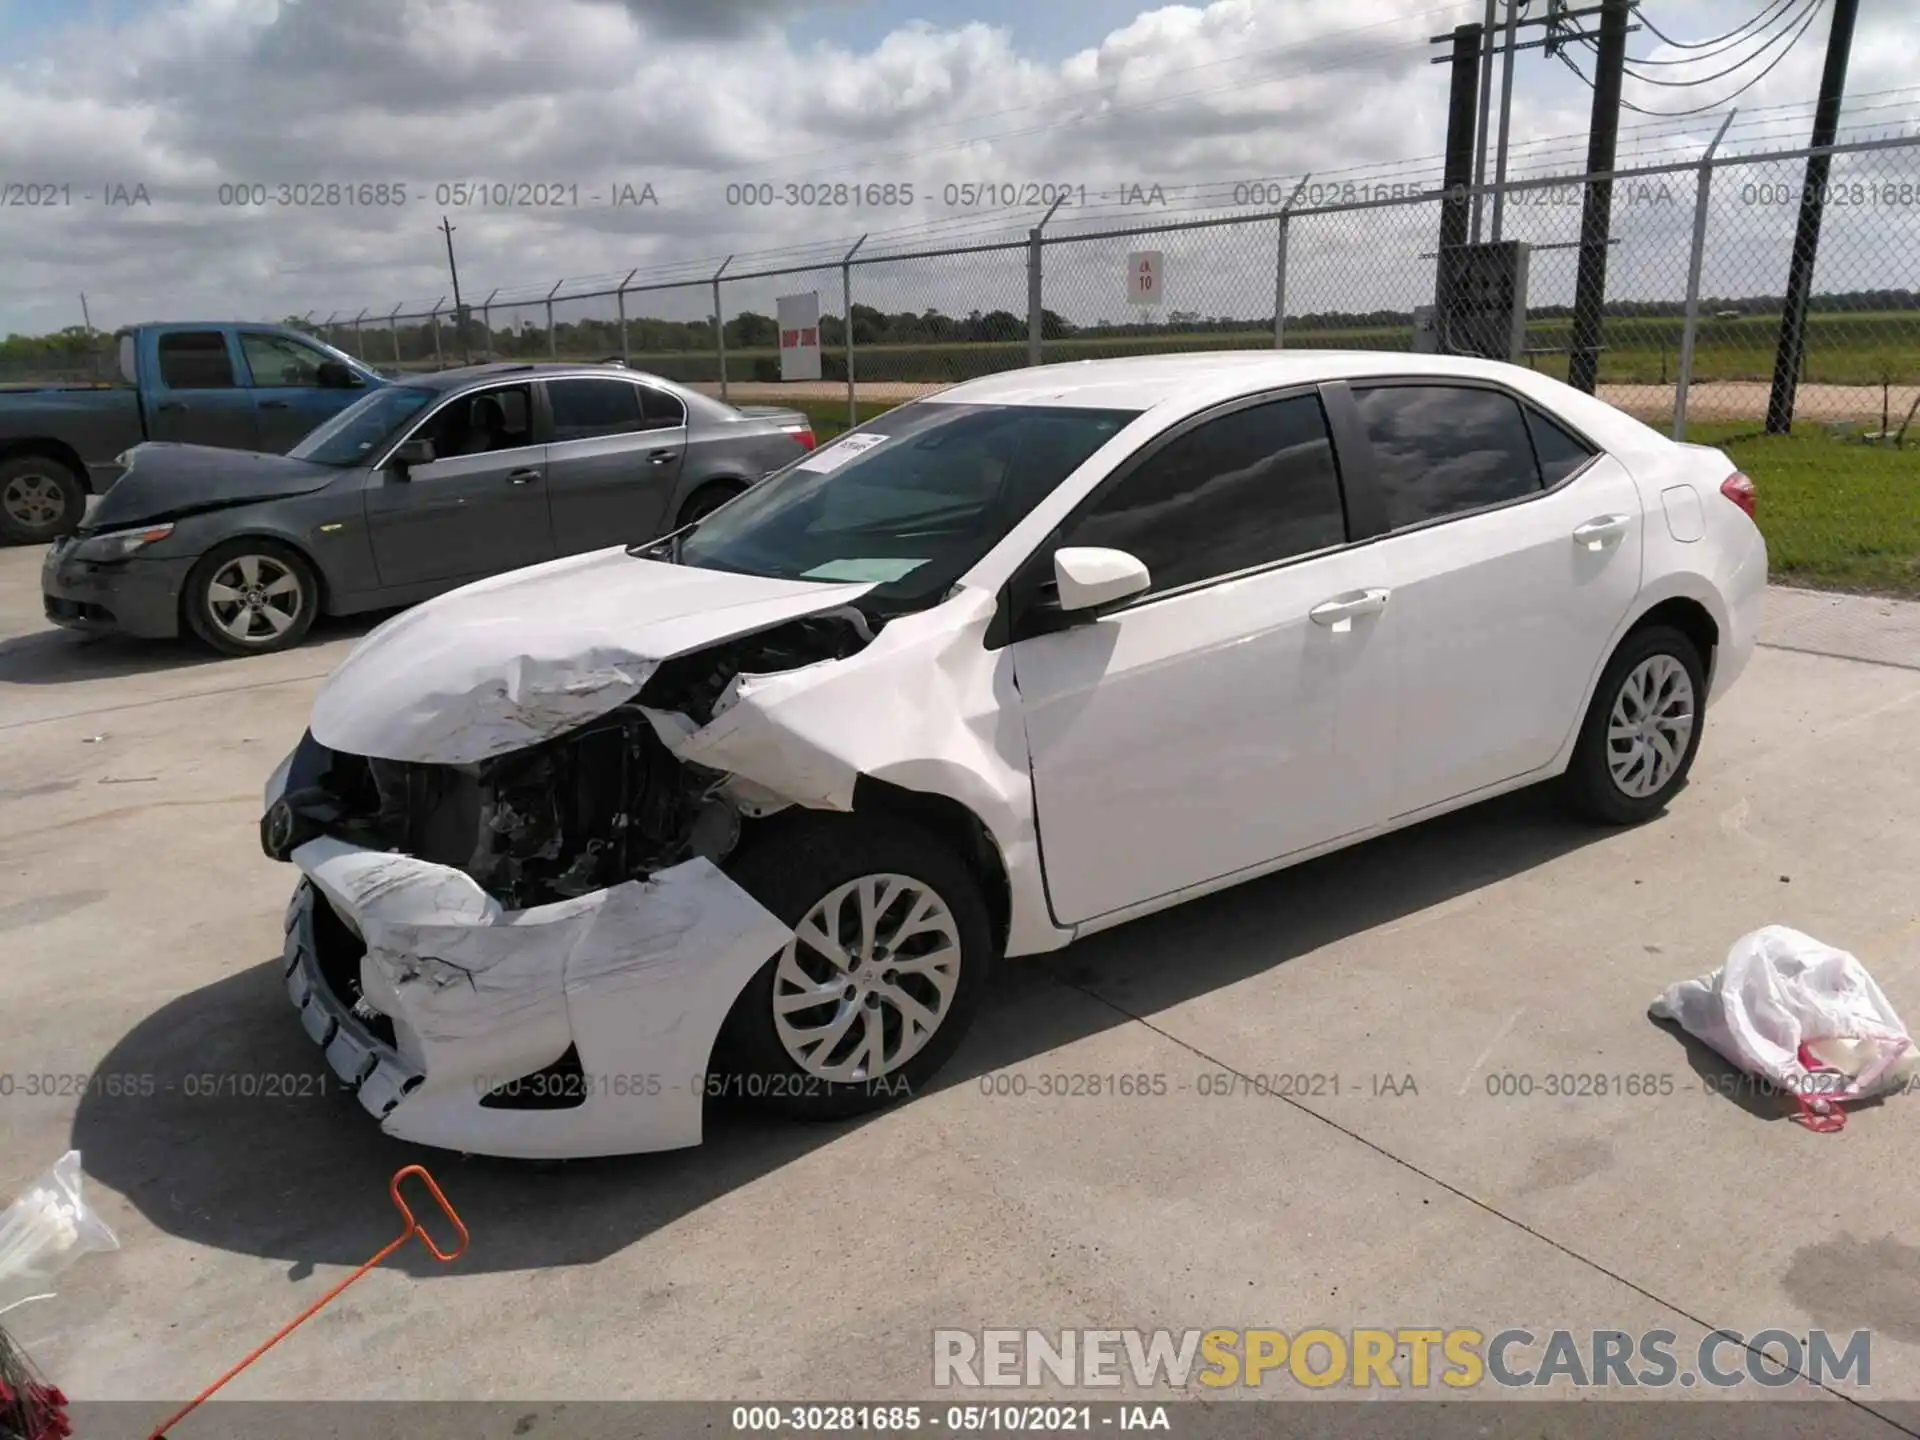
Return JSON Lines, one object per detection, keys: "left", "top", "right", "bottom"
{"left": 0, "top": 388, "right": 145, "bottom": 487}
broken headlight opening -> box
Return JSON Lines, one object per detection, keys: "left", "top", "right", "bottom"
{"left": 264, "top": 608, "right": 878, "bottom": 910}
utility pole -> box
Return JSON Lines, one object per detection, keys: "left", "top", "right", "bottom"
{"left": 1471, "top": 0, "right": 1497, "bottom": 241}
{"left": 1440, "top": 24, "right": 1484, "bottom": 284}
{"left": 1765, "top": 0, "right": 1860, "bottom": 434}
{"left": 79, "top": 293, "right": 93, "bottom": 333}
{"left": 1489, "top": 0, "right": 1524, "bottom": 240}
{"left": 1566, "top": 0, "right": 1628, "bottom": 395}
{"left": 439, "top": 215, "right": 471, "bottom": 365}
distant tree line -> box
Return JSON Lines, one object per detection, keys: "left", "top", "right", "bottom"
{"left": 3, "top": 288, "right": 1914, "bottom": 370}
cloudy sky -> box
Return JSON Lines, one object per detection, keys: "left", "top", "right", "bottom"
{"left": 2, "top": 0, "right": 1917, "bottom": 337}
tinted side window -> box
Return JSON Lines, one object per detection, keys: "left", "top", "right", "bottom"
{"left": 414, "top": 385, "right": 534, "bottom": 457}
{"left": 640, "top": 387, "right": 686, "bottom": 428}
{"left": 1061, "top": 395, "right": 1346, "bottom": 595}
{"left": 1351, "top": 385, "right": 1540, "bottom": 529}
{"left": 548, "top": 378, "right": 645, "bottom": 441}
{"left": 1525, "top": 407, "right": 1598, "bottom": 485}
{"left": 156, "top": 331, "right": 236, "bottom": 389}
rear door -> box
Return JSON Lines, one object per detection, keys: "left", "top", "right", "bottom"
{"left": 1339, "top": 382, "right": 1642, "bottom": 815}
{"left": 363, "top": 382, "right": 555, "bottom": 588}
{"left": 237, "top": 330, "right": 365, "bottom": 452}
{"left": 146, "top": 330, "right": 261, "bottom": 450}
{"left": 542, "top": 375, "right": 685, "bottom": 551}
{"left": 1009, "top": 389, "right": 1398, "bottom": 925}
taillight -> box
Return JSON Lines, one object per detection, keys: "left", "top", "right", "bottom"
{"left": 1720, "top": 471, "right": 1756, "bottom": 518}
{"left": 784, "top": 424, "right": 816, "bottom": 450}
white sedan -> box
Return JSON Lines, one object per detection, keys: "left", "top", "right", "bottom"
{"left": 259, "top": 350, "right": 1766, "bottom": 1158}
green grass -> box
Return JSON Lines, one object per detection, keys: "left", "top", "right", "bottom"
{"left": 789, "top": 401, "right": 1920, "bottom": 598}
{"left": 1685, "top": 421, "right": 1920, "bottom": 597}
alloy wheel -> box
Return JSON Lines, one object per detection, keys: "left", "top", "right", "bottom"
{"left": 206, "top": 553, "right": 304, "bottom": 643}
{"left": 1606, "top": 653, "right": 1696, "bottom": 799}
{"left": 2, "top": 472, "right": 66, "bottom": 529}
{"left": 771, "top": 872, "right": 962, "bottom": 1083}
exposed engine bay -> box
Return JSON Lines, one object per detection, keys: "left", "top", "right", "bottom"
{"left": 267, "top": 609, "right": 875, "bottom": 908}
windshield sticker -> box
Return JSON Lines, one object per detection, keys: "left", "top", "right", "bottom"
{"left": 796, "top": 431, "right": 891, "bottom": 473}
{"left": 801, "top": 558, "right": 927, "bottom": 583}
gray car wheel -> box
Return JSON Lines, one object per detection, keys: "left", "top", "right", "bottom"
{"left": 0, "top": 455, "right": 86, "bottom": 545}
{"left": 184, "top": 539, "right": 320, "bottom": 656}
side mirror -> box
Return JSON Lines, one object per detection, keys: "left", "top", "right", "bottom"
{"left": 316, "top": 360, "right": 361, "bottom": 389}
{"left": 1053, "top": 546, "right": 1150, "bottom": 613}
{"left": 391, "top": 438, "right": 435, "bottom": 471}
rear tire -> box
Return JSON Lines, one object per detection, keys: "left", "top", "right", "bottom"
{"left": 1560, "top": 623, "right": 1707, "bottom": 825}
{"left": 0, "top": 455, "right": 87, "bottom": 545}
{"left": 677, "top": 480, "right": 745, "bottom": 528}
{"left": 716, "top": 813, "right": 993, "bottom": 1120}
{"left": 183, "top": 538, "right": 320, "bottom": 656}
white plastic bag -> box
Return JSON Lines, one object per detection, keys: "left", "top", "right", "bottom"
{"left": 1650, "top": 926, "right": 1917, "bottom": 1129}
{"left": 0, "top": 1150, "right": 119, "bottom": 1315}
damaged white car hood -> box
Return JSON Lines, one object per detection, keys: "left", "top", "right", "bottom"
{"left": 308, "top": 547, "right": 873, "bottom": 764}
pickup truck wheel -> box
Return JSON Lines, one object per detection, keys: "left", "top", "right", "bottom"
{"left": 0, "top": 456, "right": 86, "bottom": 545}
{"left": 184, "top": 539, "right": 319, "bottom": 656}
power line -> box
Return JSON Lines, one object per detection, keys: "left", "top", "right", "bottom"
{"left": 1612, "top": 0, "right": 1821, "bottom": 86}
{"left": 1611, "top": 0, "right": 1799, "bottom": 64}
{"left": 1558, "top": 0, "right": 1824, "bottom": 117}
{"left": 1636, "top": 0, "right": 1802, "bottom": 50}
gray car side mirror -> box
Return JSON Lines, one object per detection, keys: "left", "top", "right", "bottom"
{"left": 391, "top": 438, "right": 436, "bottom": 472}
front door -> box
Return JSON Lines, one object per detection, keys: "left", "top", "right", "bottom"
{"left": 237, "top": 330, "right": 365, "bottom": 453}
{"left": 364, "top": 383, "right": 554, "bottom": 588}
{"left": 1010, "top": 391, "right": 1397, "bottom": 926}
{"left": 147, "top": 330, "right": 261, "bottom": 450}
{"left": 1341, "top": 383, "right": 1645, "bottom": 815}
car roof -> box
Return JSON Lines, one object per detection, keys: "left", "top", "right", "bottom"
{"left": 397, "top": 362, "right": 673, "bottom": 393}
{"left": 925, "top": 350, "right": 1564, "bottom": 412}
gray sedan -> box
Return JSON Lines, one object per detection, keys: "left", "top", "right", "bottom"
{"left": 41, "top": 363, "right": 816, "bottom": 655}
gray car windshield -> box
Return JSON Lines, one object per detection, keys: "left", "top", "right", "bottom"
{"left": 669, "top": 403, "right": 1139, "bottom": 607}
{"left": 287, "top": 386, "right": 436, "bottom": 466}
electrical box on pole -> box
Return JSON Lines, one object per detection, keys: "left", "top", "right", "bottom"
{"left": 1435, "top": 238, "right": 1530, "bottom": 361}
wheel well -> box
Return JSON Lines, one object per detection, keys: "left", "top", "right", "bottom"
{"left": 676, "top": 476, "right": 748, "bottom": 526}
{"left": 850, "top": 776, "right": 1012, "bottom": 958}
{"left": 0, "top": 440, "right": 89, "bottom": 492}
{"left": 1628, "top": 596, "right": 1718, "bottom": 677}
{"left": 178, "top": 533, "right": 331, "bottom": 627}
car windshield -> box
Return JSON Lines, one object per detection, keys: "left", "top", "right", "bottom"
{"left": 286, "top": 385, "right": 436, "bottom": 466}
{"left": 667, "top": 403, "right": 1139, "bottom": 607}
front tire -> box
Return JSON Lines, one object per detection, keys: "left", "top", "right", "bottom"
{"left": 0, "top": 455, "right": 87, "bottom": 545}
{"left": 183, "top": 539, "right": 319, "bottom": 656}
{"left": 717, "top": 814, "right": 993, "bottom": 1120}
{"left": 1560, "top": 623, "right": 1707, "bottom": 825}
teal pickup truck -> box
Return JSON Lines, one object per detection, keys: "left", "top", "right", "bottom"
{"left": 0, "top": 322, "right": 387, "bottom": 543}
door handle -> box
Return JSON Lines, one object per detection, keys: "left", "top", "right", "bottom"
{"left": 1309, "top": 588, "right": 1391, "bottom": 630}
{"left": 505, "top": 468, "right": 542, "bottom": 485}
{"left": 648, "top": 449, "right": 678, "bottom": 465}
{"left": 157, "top": 401, "right": 186, "bottom": 412}
{"left": 1573, "top": 514, "right": 1631, "bottom": 550}
{"left": 259, "top": 400, "right": 290, "bottom": 410}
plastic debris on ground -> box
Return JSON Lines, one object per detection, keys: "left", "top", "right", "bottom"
{"left": 1651, "top": 925, "right": 1918, "bottom": 1131}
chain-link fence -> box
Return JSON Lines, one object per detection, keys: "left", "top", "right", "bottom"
{"left": 12, "top": 131, "right": 1918, "bottom": 450}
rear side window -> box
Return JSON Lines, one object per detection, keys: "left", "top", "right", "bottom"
{"left": 1061, "top": 394, "right": 1346, "bottom": 595}
{"left": 1525, "top": 407, "right": 1598, "bottom": 485}
{"left": 547, "top": 378, "right": 645, "bottom": 441}
{"left": 640, "top": 387, "right": 686, "bottom": 428}
{"left": 1351, "top": 384, "right": 1540, "bottom": 529}
{"left": 156, "top": 331, "right": 236, "bottom": 389}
